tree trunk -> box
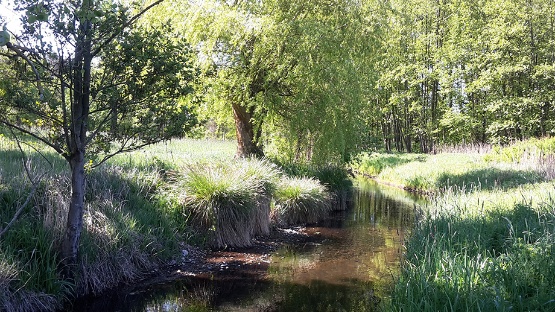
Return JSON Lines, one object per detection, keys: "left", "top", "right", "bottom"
{"left": 62, "top": 16, "right": 92, "bottom": 276}
{"left": 232, "top": 102, "right": 263, "bottom": 157}
{"left": 62, "top": 154, "right": 86, "bottom": 275}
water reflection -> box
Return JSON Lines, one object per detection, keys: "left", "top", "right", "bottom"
{"left": 266, "top": 178, "right": 418, "bottom": 311}
{"left": 70, "top": 178, "right": 420, "bottom": 311}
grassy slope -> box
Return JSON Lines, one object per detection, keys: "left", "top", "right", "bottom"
{"left": 1, "top": 138, "right": 346, "bottom": 310}
{"left": 0, "top": 138, "right": 237, "bottom": 310}
{"left": 352, "top": 152, "right": 544, "bottom": 193}
{"left": 352, "top": 141, "right": 555, "bottom": 311}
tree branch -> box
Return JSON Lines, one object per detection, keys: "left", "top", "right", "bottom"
{"left": 5, "top": 42, "right": 44, "bottom": 100}
{"left": 0, "top": 121, "right": 65, "bottom": 157}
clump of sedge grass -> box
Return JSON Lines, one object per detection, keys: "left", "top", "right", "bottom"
{"left": 236, "top": 159, "right": 281, "bottom": 236}
{"left": 273, "top": 161, "right": 353, "bottom": 211}
{"left": 180, "top": 163, "right": 260, "bottom": 248}
{"left": 272, "top": 177, "right": 331, "bottom": 225}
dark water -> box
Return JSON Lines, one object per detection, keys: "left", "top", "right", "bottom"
{"left": 71, "top": 179, "right": 420, "bottom": 311}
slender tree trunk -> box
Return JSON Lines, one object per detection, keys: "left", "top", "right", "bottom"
{"left": 232, "top": 102, "right": 263, "bottom": 157}
{"left": 62, "top": 15, "right": 92, "bottom": 276}
{"left": 62, "top": 154, "right": 86, "bottom": 273}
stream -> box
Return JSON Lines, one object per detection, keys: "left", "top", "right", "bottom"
{"left": 71, "top": 178, "right": 422, "bottom": 311}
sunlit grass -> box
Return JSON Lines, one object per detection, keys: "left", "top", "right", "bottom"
{"left": 352, "top": 152, "right": 545, "bottom": 193}
{"left": 110, "top": 138, "right": 236, "bottom": 169}
{"left": 272, "top": 177, "right": 331, "bottom": 225}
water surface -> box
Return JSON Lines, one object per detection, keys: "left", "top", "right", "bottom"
{"left": 72, "top": 179, "right": 420, "bottom": 311}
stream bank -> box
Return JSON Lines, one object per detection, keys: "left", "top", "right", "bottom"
{"left": 69, "top": 179, "right": 419, "bottom": 311}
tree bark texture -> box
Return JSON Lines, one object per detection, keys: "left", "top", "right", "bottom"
{"left": 232, "top": 102, "right": 263, "bottom": 157}
{"left": 62, "top": 17, "right": 92, "bottom": 275}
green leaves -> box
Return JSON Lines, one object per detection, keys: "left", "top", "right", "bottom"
{"left": 25, "top": 2, "right": 49, "bottom": 23}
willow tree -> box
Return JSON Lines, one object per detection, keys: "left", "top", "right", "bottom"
{"left": 166, "top": 0, "right": 373, "bottom": 161}
{"left": 0, "top": 0, "right": 194, "bottom": 273}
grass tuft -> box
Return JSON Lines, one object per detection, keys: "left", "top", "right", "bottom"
{"left": 179, "top": 162, "right": 260, "bottom": 248}
{"left": 272, "top": 177, "right": 332, "bottom": 225}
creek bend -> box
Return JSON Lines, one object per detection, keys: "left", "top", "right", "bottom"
{"left": 70, "top": 179, "right": 421, "bottom": 311}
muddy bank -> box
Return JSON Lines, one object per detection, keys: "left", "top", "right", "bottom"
{"left": 68, "top": 225, "right": 323, "bottom": 311}
{"left": 175, "top": 226, "right": 324, "bottom": 279}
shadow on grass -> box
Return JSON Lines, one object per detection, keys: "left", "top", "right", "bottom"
{"left": 378, "top": 154, "right": 428, "bottom": 168}
{"left": 436, "top": 168, "right": 544, "bottom": 191}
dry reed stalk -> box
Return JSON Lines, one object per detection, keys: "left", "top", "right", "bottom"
{"left": 251, "top": 194, "right": 271, "bottom": 236}
{"left": 212, "top": 200, "right": 255, "bottom": 248}
{"left": 2, "top": 291, "right": 60, "bottom": 312}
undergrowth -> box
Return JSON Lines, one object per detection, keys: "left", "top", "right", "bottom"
{"left": 0, "top": 138, "right": 341, "bottom": 311}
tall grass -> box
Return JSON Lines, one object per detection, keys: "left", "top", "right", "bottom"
{"left": 0, "top": 138, "right": 220, "bottom": 310}
{"left": 272, "top": 177, "right": 332, "bottom": 225}
{"left": 0, "top": 136, "right": 339, "bottom": 310}
{"left": 390, "top": 184, "right": 555, "bottom": 311}
{"left": 352, "top": 138, "right": 555, "bottom": 311}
